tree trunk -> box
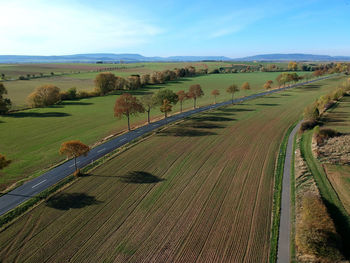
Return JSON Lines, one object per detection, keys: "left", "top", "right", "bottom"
{"left": 193, "top": 98, "right": 196, "bottom": 109}
{"left": 127, "top": 115, "right": 130, "bottom": 131}
{"left": 214, "top": 96, "right": 216, "bottom": 104}
{"left": 180, "top": 101, "right": 183, "bottom": 112}
{"left": 231, "top": 94, "right": 234, "bottom": 104}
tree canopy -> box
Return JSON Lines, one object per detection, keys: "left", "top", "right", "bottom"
{"left": 154, "top": 89, "right": 178, "bottom": 105}
{"left": 94, "top": 72, "right": 116, "bottom": 95}
{"left": 160, "top": 99, "right": 172, "bottom": 118}
{"left": 241, "top": 82, "right": 250, "bottom": 90}
{"left": 114, "top": 93, "right": 144, "bottom": 130}
{"left": 226, "top": 84, "right": 239, "bottom": 104}
{"left": 176, "top": 90, "right": 188, "bottom": 112}
{"left": 140, "top": 94, "right": 156, "bottom": 123}
{"left": 59, "top": 140, "right": 90, "bottom": 172}
{"left": 0, "top": 154, "right": 11, "bottom": 170}
{"left": 0, "top": 83, "right": 11, "bottom": 114}
{"left": 188, "top": 84, "right": 204, "bottom": 108}
{"left": 27, "top": 85, "right": 60, "bottom": 108}
{"left": 211, "top": 89, "right": 220, "bottom": 104}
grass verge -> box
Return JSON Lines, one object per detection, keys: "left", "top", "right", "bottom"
{"left": 300, "top": 130, "right": 350, "bottom": 258}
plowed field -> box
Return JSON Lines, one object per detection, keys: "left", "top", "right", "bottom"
{"left": 0, "top": 78, "right": 344, "bottom": 262}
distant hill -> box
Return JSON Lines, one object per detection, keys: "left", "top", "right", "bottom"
{"left": 0, "top": 53, "right": 349, "bottom": 63}
{"left": 0, "top": 54, "right": 232, "bottom": 63}
{"left": 235, "top": 53, "right": 350, "bottom": 62}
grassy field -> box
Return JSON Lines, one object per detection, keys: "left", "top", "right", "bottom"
{"left": 300, "top": 130, "right": 350, "bottom": 254}
{"left": 3, "top": 62, "right": 296, "bottom": 108}
{"left": 0, "top": 76, "right": 344, "bottom": 262}
{"left": 1, "top": 61, "right": 213, "bottom": 107}
{"left": 319, "top": 94, "right": 350, "bottom": 215}
{"left": 0, "top": 72, "right": 313, "bottom": 189}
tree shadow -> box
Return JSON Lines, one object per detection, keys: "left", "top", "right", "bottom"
{"left": 256, "top": 103, "right": 280, "bottom": 106}
{"left": 159, "top": 127, "right": 217, "bottom": 137}
{"left": 323, "top": 199, "right": 350, "bottom": 258}
{"left": 191, "top": 115, "right": 235, "bottom": 122}
{"left": 118, "top": 171, "right": 164, "bottom": 184}
{"left": 60, "top": 101, "right": 93, "bottom": 106}
{"left": 297, "top": 84, "right": 321, "bottom": 91}
{"left": 180, "top": 122, "right": 225, "bottom": 129}
{"left": 216, "top": 107, "right": 254, "bottom": 113}
{"left": 7, "top": 112, "right": 71, "bottom": 118}
{"left": 46, "top": 193, "right": 101, "bottom": 210}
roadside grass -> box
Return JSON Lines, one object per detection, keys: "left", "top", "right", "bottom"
{"left": 0, "top": 77, "right": 344, "bottom": 262}
{"left": 300, "top": 131, "right": 350, "bottom": 257}
{"left": 0, "top": 71, "right": 320, "bottom": 189}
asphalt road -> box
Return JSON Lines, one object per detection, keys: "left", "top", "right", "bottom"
{"left": 277, "top": 121, "right": 301, "bottom": 263}
{"left": 0, "top": 75, "right": 333, "bottom": 216}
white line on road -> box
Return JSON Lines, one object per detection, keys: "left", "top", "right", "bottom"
{"left": 69, "top": 161, "right": 80, "bottom": 168}
{"left": 32, "top": 179, "right": 47, "bottom": 188}
{"left": 97, "top": 148, "right": 106, "bottom": 153}
{"left": 120, "top": 138, "right": 127, "bottom": 142}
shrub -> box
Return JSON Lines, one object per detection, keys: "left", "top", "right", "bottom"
{"left": 94, "top": 72, "right": 116, "bottom": 95}
{"left": 300, "top": 119, "right": 319, "bottom": 132}
{"left": 296, "top": 194, "right": 343, "bottom": 261}
{"left": 314, "top": 127, "right": 340, "bottom": 145}
{"left": 60, "top": 87, "right": 78, "bottom": 100}
{"left": 331, "top": 88, "right": 345, "bottom": 101}
{"left": 27, "top": 85, "right": 61, "bottom": 108}
{"left": 303, "top": 102, "right": 320, "bottom": 121}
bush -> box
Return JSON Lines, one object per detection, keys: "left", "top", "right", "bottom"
{"left": 296, "top": 194, "right": 343, "bottom": 262}
{"left": 27, "top": 85, "right": 61, "bottom": 108}
{"left": 330, "top": 88, "right": 345, "bottom": 101}
{"left": 303, "top": 103, "right": 320, "bottom": 121}
{"left": 300, "top": 120, "right": 319, "bottom": 132}
{"left": 60, "top": 87, "right": 78, "bottom": 100}
{"left": 314, "top": 127, "right": 340, "bottom": 145}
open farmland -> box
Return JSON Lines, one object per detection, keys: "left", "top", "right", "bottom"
{"left": 320, "top": 95, "right": 350, "bottom": 215}
{"left": 3, "top": 63, "right": 293, "bottom": 108}
{"left": 0, "top": 77, "right": 345, "bottom": 262}
{"left": 0, "top": 71, "right": 313, "bottom": 189}
{"left": 2, "top": 61, "right": 228, "bottom": 107}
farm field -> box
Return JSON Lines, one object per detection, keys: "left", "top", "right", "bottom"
{"left": 0, "top": 71, "right": 313, "bottom": 189}
{"left": 3, "top": 62, "right": 294, "bottom": 108}
{"left": 0, "top": 76, "right": 345, "bottom": 262}
{"left": 321, "top": 95, "right": 350, "bottom": 215}
{"left": 1, "top": 61, "right": 226, "bottom": 107}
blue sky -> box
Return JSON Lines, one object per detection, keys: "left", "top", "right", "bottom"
{"left": 1, "top": 0, "right": 349, "bottom": 57}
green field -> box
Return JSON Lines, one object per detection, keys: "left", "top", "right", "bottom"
{"left": 300, "top": 128, "right": 350, "bottom": 254}
{"left": 315, "top": 94, "right": 350, "bottom": 222}
{"left": 2, "top": 62, "right": 294, "bottom": 108}
{"left": 0, "top": 72, "right": 312, "bottom": 189}
{"left": 0, "top": 75, "right": 344, "bottom": 262}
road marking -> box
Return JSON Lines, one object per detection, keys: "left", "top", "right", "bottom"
{"left": 32, "top": 179, "right": 47, "bottom": 188}
{"left": 69, "top": 161, "right": 80, "bottom": 168}
{"left": 120, "top": 138, "right": 127, "bottom": 142}
{"left": 97, "top": 148, "right": 106, "bottom": 153}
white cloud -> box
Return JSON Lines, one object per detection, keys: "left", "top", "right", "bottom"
{"left": 0, "top": 0, "right": 162, "bottom": 55}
